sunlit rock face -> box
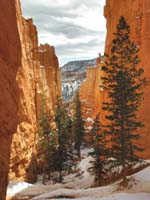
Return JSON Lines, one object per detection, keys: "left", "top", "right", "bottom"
{"left": 61, "top": 59, "right": 97, "bottom": 102}
{"left": 79, "top": 55, "right": 104, "bottom": 140}
{"left": 9, "top": 1, "right": 62, "bottom": 184}
{"left": 0, "top": 0, "right": 21, "bottom": 199}
{"left": 38, "top": 44, "right": 62, "bottom": 110}
{"left": 80, "top": 65, "right": 103, "bottom": 135}
{"left": 9, "top": 3, "right": 39, "bottom": 182}
{"left": 104, "top": 0, "right": 150, "bottom": 158}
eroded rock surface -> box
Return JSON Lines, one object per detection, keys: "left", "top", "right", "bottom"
{"left": 9, "top": 0, "right": 62, "bottom": 185}
{"left": 79, "top": 54, "right": 104, "bottom": 138}
{"left": 0, "top": 0, "right": 21, "bottom": 199}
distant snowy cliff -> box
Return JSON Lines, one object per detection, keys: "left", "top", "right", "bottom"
{"left": 61, "top": 59, "right": 97, "bottom": 102}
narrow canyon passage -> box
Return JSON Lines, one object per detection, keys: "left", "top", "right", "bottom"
{"left": 0, "top": 1, "right": 149, "bottom": 200}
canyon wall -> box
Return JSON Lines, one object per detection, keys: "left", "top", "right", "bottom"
{"left": 104, "top": 0, "right": 150, "bottom": 158}
{"left": 80, "top": 66, "right": 103, "bottom": 120}
{"left": 38, "top": 44, "right": 62, "bottom": 111}
{"left": 9, "top": 2, "right": 39, "bottom": 182}
{"left": 8, "top": 0, "right": 61, "bottom": 185}
{"left": 9, "top": 19, "right": 61, "bottom": 184}
{"left": 0, "top": 0, "right": 21, "bottom": 199}
{"left": 0, "top": 0, "right": 61, "bottom": 197}
{"left": 79, "top": 56, "right": 104, "bottom": 139}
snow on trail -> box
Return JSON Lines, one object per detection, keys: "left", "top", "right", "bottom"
{"left": 95, "top": 193, "right": 150, "bottom": 200}
{"left": 7, "top": 181, "right": 32, "bottom": 196}
{"left": 77, "top": 155, "right": 95, "bottom": 188}
{"left": 7, "top": 183, "right": 65, "bottom": 198}
{"left": 31, "top": 166, "right": 150, "bottom": 200}
{"left": 64, "top": 155, "right": 95, "bottom": 189}
{"left": 31, "top": 185, "right": 117, "bottom": 200}
{"left": 7, "top": 148, "right": 94, "bottom": 198}
{"left": 7, "top": 149, "right": 150, "bottom": 200}
{"left": 133, "top": 165, "right": 150, "bottom": 181}
{"left": 62, "top": 148, "right": 95, "bottom": 189}
{"left": 31, "top": 193, "right": 150, "bottom": 200}
{"left": 125, "top": 166, "right": 150, "bottom": 193}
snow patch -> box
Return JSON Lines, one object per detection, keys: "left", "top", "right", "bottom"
{"left": 133, "top": 165, "right": 150, "bottom": 182}
{"left": 63, "top": 149, "right": 95, "bottom": 189}
{"left": 7, "top": 148, "right": 150, "bottom": 200}
{"left": 7, "top": 181, "right": 32, "bottom": 196}
{"left": 86, "top": 117, "right": 94, "bottom": 122}
{"left": 98, "top": 193, "right": 150, "bottom": 200}
{"left": 86, "top": 126, "right": 93, "bottom": 130}
{"left": 31, "top": 185, "right": 117, "bottom": 200}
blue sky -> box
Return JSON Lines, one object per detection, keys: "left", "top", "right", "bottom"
{"left": 21, "top": 0, "right": 106, "bottom": 66}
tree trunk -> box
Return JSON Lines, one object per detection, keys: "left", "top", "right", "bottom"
{"left": 98, "top": 169, "right": 102, "bottom": 186}
{"left": 48, "top": 171, "right": 51, "bottom": 180}
{"left": 59, "top": 170, "right": 62, "bottom": 183}
{"left": 43, "top": 168, "right": 46, "bottom": 184}
{"left": 43, "top": 172, "right": 46, "bottom": 185}
{"left": 122, "top": 165, "right": 128, "bottom": 186}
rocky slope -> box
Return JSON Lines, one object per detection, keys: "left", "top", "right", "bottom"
{"left": 61, "top": 59, "right": 97, "bottom": 102}
{"left": 0, "top": 0, "right": 61, "bottom": 199}
{"left": 104, "top": 0, "right": 150, "bottom": 159}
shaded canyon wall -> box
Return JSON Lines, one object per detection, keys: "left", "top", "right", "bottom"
{"left": 0, "top": 0, "right": 21, "bottom": 199}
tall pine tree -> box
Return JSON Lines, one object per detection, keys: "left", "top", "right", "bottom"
{"left": 89, "top": 113, "right": 107, "bottom": 185}
{"left": 101, "top": 16, "right": 145, "bottom": 185}
{"left": 38, "top": 95, "right": 57, "bottom": 183}
{"left": 73, "top": 91, "right": 85, "bottom": 159}
{"left": 54, "top": 96, "right": 71, "bottom": 182}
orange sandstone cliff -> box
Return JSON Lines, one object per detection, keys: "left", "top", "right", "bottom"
{"left": 80, "top": 66, "right": 103, "bottom": 118}
{"left": 79, "top": 65, "right": 102, "bottom": 141}
{"left": 104, "top": 0, "right": 150, "bottom": 158}
{"left": 0, "top": 0, "right": 61, "bottom": 188}
{"left": 9, "top": 3, "right": 39, "bottom": 182}
{"left": 0, "top": 0, "right": 21, "bottom": 199}
{"left": 79, "top": 55, "right": 104, "bottom": 138}
{"left": 38, "top": 44, "right": 62, "bottom": 111}
{"left": 9, "top": 20, "right": 61, "bottom": 186}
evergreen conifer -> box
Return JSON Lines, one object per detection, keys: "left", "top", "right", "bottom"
{"left": 73, "top": 91, "right": 85, "bottom": 159}
{"left": 101, "top": 16, "right": 145, "bottom": 185}
{"left": 54, "top": 96, "right": 71, "bottom": 182}
{"left": 89, "top": 113, "right": 107, "bottom": 185}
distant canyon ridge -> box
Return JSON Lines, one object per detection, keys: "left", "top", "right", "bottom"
{"left": 61, "top": 58, "right": 97, "bottom": 102}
